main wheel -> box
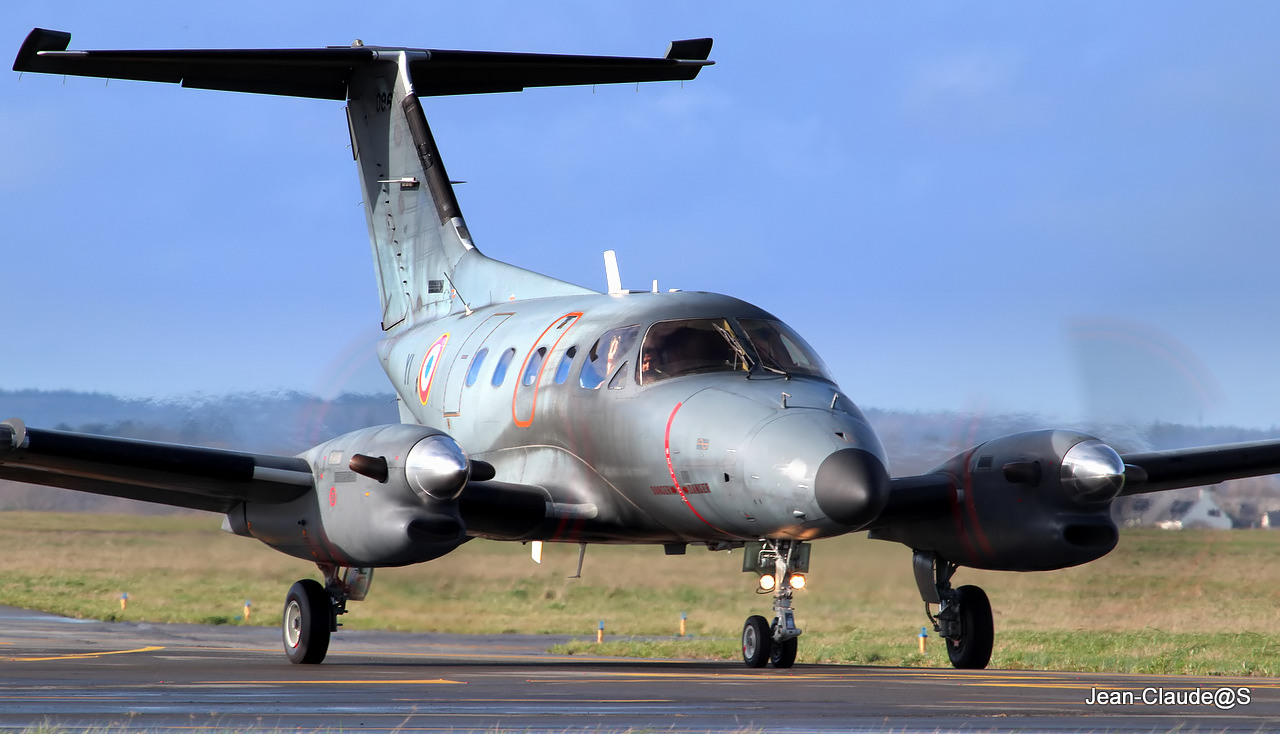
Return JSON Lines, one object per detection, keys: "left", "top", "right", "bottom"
{"left": 770, "top": 634, "right": 798, "bottom": 668}
{"left": 945, "top": 584, "right": 993, "bottom": 670}
{"left": 742, "top": 615, "right": 772, "bottom": 668}
{"left": 283, "top": 579, "right": 333, "bottom": 665}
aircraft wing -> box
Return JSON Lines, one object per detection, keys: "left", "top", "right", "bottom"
{"left": 1117, "top": 439, "right": 1280, "bottom": 495}
{"left": 872, "top": 437, "right": 1280, "bottom": 527}
{"left": 13, "top": 28, "right": 712, "bottom": 100}
{"left": 0, "top": 419, "right": 313, "bottom": 513}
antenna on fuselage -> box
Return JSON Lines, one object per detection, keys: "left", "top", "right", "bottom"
{"left": 604, "top": 250, "right": 623, "bottom": 295}
{"left": 442, "top": 270, "right": 473, "bottom": 316}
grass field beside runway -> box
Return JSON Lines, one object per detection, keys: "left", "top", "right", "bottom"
{"left": 0, "top": 511, "right": 1276, "bottom": 675}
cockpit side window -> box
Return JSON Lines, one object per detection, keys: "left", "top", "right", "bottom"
{"left": 579, "top": 325, "right": 640, "bottom": 389}
{"left": 738, "top": 318, "right": 832, "bottom": 380}
{"left": 639, "top": 318, "right": 751, "bottom": 384}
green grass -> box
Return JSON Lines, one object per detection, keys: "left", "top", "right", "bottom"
{"left": 1, "top": 511, "right": 1279, "bottom": 674}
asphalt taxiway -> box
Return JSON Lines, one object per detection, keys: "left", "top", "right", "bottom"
{"left": 1, "top": 605, "right": 1275, "bottom": 733}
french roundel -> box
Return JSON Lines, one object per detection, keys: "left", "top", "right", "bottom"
{"left": 417, "top": 333, "right": 450, "bottom": 405}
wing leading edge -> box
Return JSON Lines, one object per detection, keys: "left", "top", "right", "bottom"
{"left": 0, "top": 419, "right": 312, "bottom": 513}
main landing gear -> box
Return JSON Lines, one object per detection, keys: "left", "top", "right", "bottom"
{"left": 282, "top": 564, "right": 374, "bottom": 664}
{"left": 740, "top": 539, "right": 808, "bottom": 669}
{"left": 913, "top": 550, "right": 993, "bottom": 669}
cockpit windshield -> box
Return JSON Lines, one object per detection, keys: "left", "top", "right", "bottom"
{"left": 639, "top": 318, "right": 752, "bottom": 384}
{"left": 738, "top": 318, "right": 832, "bottom": 380}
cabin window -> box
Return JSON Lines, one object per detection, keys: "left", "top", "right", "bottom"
{"left": 580, "top": 325, "right": 640, "bottom": 389}
{"left": 738, "top": 318, "right": 832, "bottom": 380}
{"left": 464, "top": 347, "right": 489, "bottom": 387}
{"left": 554, "top": 346, "right": 578, "bottom": 384}
{"left": 522, "top": 346, "right": 548, "bottom": 386}
{"left": 491, "top": 347, "right": 516, "bottom": 386}
{"left": 638, "top": 318, "right": 750, "bottom": 384}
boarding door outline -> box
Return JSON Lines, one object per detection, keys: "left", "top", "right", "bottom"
{"left": 442, "top": 313, "right": 513, "bottom": 416}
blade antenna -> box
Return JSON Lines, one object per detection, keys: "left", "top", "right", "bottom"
{"left": 441, "top": 271, "right": 472, "bottom": 316}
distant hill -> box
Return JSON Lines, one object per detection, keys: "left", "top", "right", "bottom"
{"left": 0, "top": 389, "right": 398, "bottom": 514}
{"left": 0, "top": 389, "right": 399, "bottom": 454}
{"left": 2, "top": 390, "right": 1278, "bottom": 523}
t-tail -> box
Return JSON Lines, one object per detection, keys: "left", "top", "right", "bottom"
{"left": 14, "top": 29, "right": 713, "bottom": 332}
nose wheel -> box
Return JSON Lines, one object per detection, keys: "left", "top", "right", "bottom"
{"left": 741, "top": 614, "right": 772, "bottom": 668}
{"left": 741, "top": 539, "right": 806, "bottom": 669}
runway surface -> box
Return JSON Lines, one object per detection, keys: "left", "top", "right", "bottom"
{"left": 1, "top": 606, "right": 1275, "bottom": 733}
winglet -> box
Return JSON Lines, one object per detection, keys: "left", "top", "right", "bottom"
{"left": 665, "top": 38, "right": 713, "bottom": 62}
{"left": 13, "top": 28, "right": 71, "bottom": 72}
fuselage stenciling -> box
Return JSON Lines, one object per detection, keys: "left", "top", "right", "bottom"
{"left": 378, "top": 289, "right": 887, "bottom": 543}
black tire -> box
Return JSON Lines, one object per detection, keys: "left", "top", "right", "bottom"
{"left": 741, "top": 615, "right": 772, "bottom": 668}
{"left": 770, "top": 634, "right": 798, "bottom": 668}
{"left": 946, "top": 584, "right": 993, "bottom": 670}
{"left": 283, "top": 579, "right": 332, "bottom": 664}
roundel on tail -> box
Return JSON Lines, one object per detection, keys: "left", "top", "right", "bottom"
{"left": 417, "top": 334, "right": 450, "bottom": 405}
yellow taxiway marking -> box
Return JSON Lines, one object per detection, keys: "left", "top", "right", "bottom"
{"left": 6, "top": 646, "right": 165, "bottom": 662}
{"left": 209, "top": 679, "right": 465, "bottom": 686}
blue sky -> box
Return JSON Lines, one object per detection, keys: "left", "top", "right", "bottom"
{"left": 4, "top": 2, "right": 1279, "bottom": 429}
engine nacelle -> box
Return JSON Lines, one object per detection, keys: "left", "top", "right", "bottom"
{"left": 225, "top": 424, "right": 472, "bottom": 567}
{"left": 870, "top": 429, "right": 1125, "bottom": 571}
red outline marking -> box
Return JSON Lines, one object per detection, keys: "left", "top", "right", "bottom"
{"left": 962, "top": 465, "right": 995, "bottom": 558}
{"left": 512, "top": 312, "right": 582, "bottom": 428}
{"left": 663, "top": 402, "right": 728, "bottom": 534}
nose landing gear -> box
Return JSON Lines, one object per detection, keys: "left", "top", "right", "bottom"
{"left": 740, "top": 539, "right": 807, "bottom": 669}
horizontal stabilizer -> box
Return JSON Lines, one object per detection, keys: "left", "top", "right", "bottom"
{"left": 13, "top": 28, "right": 713, "bottom": 100}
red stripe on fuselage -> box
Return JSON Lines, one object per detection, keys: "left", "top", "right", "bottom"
{"left": 663, "top": 402, "right": 728, "bottom": 535}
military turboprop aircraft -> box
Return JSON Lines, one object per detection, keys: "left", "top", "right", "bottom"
{"left": 7, "top": 28, "right": 1280, "bottom": 670}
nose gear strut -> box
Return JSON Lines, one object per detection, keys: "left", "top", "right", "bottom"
{"left": 740, "top": 539, "right": 807, "bottom": 668}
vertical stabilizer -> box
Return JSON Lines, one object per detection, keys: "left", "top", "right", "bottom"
{"left": 346, "top": 51, "right": 597, "bottom": 332}
{"left": 347, "top": 53, "right": 469, "bottom": 330}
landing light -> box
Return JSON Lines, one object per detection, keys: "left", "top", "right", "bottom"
{"left": 758, "top": 574, "right": 776, "bottom": 591}
{"left": 790, "top": 573, "right": 807, "bottom": 590}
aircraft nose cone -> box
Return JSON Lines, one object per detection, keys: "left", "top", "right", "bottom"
{"left": 814, "top": 448, "right": 890, "bottom": 529}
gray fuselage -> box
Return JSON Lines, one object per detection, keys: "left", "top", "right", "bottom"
{"left": 380, "top": 289, "right": 887, "bottom": 544}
